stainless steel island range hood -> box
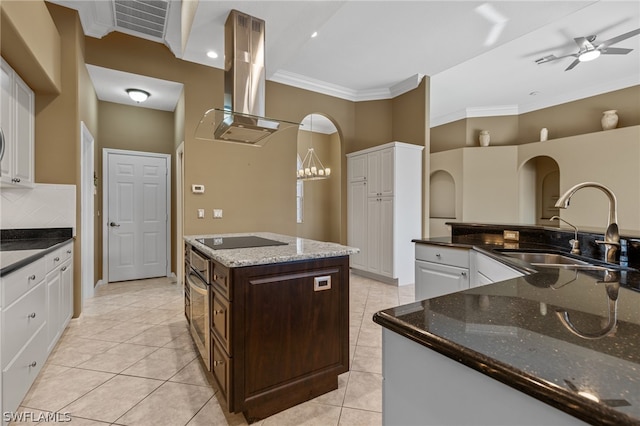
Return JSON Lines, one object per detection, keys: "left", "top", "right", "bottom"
{"left": 195, "top": 10, "right": 299, "bottom": 146}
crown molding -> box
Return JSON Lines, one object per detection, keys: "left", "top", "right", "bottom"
{"left": 269, "top": 71, "right": 425, "bottom": 102}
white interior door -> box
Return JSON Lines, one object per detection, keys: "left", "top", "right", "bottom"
{"left": 105, "top": 149, "right": 170, "bottom": 282}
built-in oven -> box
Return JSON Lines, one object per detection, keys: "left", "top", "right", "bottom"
{"left": 186, "top": 247, "right": 210, "bottom": 370}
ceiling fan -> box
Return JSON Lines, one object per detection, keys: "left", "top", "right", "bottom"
{"left": 535, "top": 28, "right": 640, "bottom": 71}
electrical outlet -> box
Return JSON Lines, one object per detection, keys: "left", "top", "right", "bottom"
{"left": 503, "top": 230, "right": 519, "bottom": 241}
{"left": 213, "top": 209, "right": 223, "bottom": 219}
{"left": 197, "top": 209, "right": 205, "bottom": 219}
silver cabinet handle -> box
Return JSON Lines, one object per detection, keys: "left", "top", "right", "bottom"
{"left": 29, "top": 361, "right": 37, "bottom": 368}
{"left": 461, "top": 272, "right": 467, "bottom": 277}
{"left": 213, "top": 360, "right": 224, "bottom": 366}
{"left": 28, "top": 274, "right": 36, "bottom": 281}
{"left": 66, "top": 249, "right": 72, "bottom": 254}
{"left": 61, "top": 266, "right": 67, "bottom": 272}
{"left": 435, "top": 253, "right": 441, "bottom": 258}
{"left": 11, "top": 177, "right": 21, "bottom": 183}
{"left": 54, "top": 257, "right": 60, "bottom": 262}
{"left": 110, "top": 222, "right": 120, "bottom": 228}
{"left": 28, "top": 312, "right": 36, "bottom": 319}
{"left": 213, "top": 309, "right": 225, "bottom": 315}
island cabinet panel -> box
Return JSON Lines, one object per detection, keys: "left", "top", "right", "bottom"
{"left": 212, "top": 256, "right": 350, "bottom": 422}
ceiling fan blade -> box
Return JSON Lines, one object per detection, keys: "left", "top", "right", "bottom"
{"left": 599, "top": 47, "right": 633, "bottom": 55}
{"left": 565, "top": 58, "right": 581, "bottom": 71}
{"left": 574, "top": 36, "right": 595, "bottom": 50}
{"left": 598, "top": 28, "right": 640, "bottom": 48}
{"left": 535, "top": 53, "right": 578, "bottom": 64}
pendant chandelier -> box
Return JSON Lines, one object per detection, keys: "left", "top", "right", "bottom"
{"left": 297, "top": 115, "right": 330, "bottom": 181}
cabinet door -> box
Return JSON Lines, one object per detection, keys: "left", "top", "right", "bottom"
{"left": 46, "top": 272, "right": 61, "bottom": 353}
{"left": 367, "top": 197, "right": 381, "bottom": 274}
{"left": 1, "top": 59, "right": 14, "bottom": 181}
{"left": 379, "top": 148, "right": 394, "bottom": 197}
{"left": 379, "top": 197, "right": 394, "bottom": 278}
{"left": 367, "top": 150, "right": 381, "bottom": 197}
{"left": 347, "top": 180, "right": 368, "bottom": 270}
{"left": 13, "top": 75, "right": 34, "bottom": 186}
{"left": 348, "top": 154, "right": 367, "bottom": 182}
{"left": 60, "top": 259, "right": 73, "bottom": 327}
{"left": 415, "top": 260, "right": 469, "bottom": 301}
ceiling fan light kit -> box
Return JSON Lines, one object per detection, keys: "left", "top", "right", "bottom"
{"left": 535, "top": 27, "right": 640, "bottom": 71}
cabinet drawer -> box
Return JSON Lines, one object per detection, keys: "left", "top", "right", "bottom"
{"left": 46, "top": 247, "right": 65, "bottom": 273}
{"left": 211, "top": 334, "right": 232, "bottom": 407}
{"left": 2, "top": 256, "right": 46, "bottom": 308}
{"left": 415, "top": 244, "right": 469, "bottom": 268}
{"left": 3, "top": 323, "right": 47, "bottom": 414}
{"left": 59, "top": 243, "right": 73, "bottom": 263}
{"left": 211, "top": 292, "right": 231, "bottom": 355}
{"left": 212, "top": 262, "right": 230, "bottom": 300}
{"left": 2, "top": 280, "right": 47, "bottom": 367}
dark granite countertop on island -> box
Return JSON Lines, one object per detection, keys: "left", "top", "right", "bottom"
{"left": 375, "top": 224, "right": 640, "bottom": 425}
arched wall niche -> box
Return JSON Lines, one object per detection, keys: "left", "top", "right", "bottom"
{"left": 296, "top": 113, "right": 342, "bottom": 243}
{"left": 430, "top": 170, "right": 456, "bottom": 219}
{"left": 518, "top": 155, "right": 560, "bottom": 226}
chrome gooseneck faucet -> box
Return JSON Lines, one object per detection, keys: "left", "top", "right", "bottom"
{"left": 554, "top": 182, "right": 620, "bottom": 263}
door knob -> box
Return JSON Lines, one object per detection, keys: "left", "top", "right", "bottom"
{"left": 110, "top": 222, "right": 120, "bottom": 227}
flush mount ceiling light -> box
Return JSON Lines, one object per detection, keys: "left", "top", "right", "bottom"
{"left": 578, "top": 49, "right": 601, "bottom": 62}
{"left": 126, "top": 88, "right": 150, "bottom": 103}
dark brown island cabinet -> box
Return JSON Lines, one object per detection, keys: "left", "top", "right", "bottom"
{"left": 184, "top": 234, "right": 354, "bottom": 422}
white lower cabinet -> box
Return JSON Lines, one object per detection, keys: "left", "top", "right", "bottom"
{"left": 0, "top": 241, "right": 73, "bottom": 423}
{"left": 414, "top": 244, "right": 524, "bottom": 301}
{"left": 414, "top": 244, "right": 470, "bottom": 300}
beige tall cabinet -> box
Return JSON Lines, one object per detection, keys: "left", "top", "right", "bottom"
{"left": 347, "top": 142, "right": 423, "bottom": 285}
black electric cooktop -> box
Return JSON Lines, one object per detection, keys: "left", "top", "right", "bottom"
{"left": 196, "top": 236, "right": 287, "bottom": 250}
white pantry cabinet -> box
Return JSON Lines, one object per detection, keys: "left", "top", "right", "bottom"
{"left": 0, "top": 57, "right": 35, "bottom": 188}
{"left": 347, "top": 142, "right": 423, "bottom": 285}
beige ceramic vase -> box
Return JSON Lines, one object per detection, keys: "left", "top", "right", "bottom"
{"left": 479, "top": 130, "right": 490, "bottom": 147}
{"left": 601, "top": 110, "right": 618, "bottom": 130}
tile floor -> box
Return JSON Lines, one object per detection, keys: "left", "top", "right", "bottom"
{"left": 14, "top": 273, "right": 414, "bottom": 425}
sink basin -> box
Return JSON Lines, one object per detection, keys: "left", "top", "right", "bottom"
{"left": 501, "top": 252, "right": 590, "bottom": 266}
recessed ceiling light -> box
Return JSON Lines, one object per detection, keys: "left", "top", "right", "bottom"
{"left": 311, "top": 31, "right": 318, "bottom": 38}
{"left": 207, "top": 50, "right": 219, "bottom": 59}
{"left": 126, "top": 88, "right": 150, "bottom": 103}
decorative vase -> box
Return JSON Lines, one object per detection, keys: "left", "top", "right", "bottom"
{"left": 601, "top": 110, "right": 618, "bottom": 130}
{"left": 540, "top": 128, "right": 548, "bottom": 141}
{"left": 479, "top": 130, "right": 490, "bottom": 147}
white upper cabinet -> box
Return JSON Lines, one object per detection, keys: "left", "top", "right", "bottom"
{"left": 1, "top": 58, "right": 35, "bottom": 188}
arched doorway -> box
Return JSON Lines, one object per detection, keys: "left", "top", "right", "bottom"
{"left": 296, "top": 113, "right": 341, "bottom": 242}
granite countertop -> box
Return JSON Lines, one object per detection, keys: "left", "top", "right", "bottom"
{"left": 184, "top": 232, "right": 359, "bottom": 268}
{"left": 0, "top": 228, "right": 74, "bottom": 277}
{"left": 375, "top": 229, "right": 640, "bottom": 425}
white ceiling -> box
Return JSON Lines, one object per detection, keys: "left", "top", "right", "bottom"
{"left": 56, "top": 1, "right": 640, "bottom": 127}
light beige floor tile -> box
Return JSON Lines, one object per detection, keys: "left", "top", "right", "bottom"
{"left": 163, "top": 331, "right": 198, "bottom": 350}
{"left": 351, "top": 345, "right": 382, "bottom": 374}
{"left": 21, "top": 368, "right": 114, "bottom": 412}
{"left": 114, "top": 382, "right": 214, "bottom": 426}
{"left": 342, "top": 371, "right": 382, "bottom": 413}
{"left": 355, "top": 322, "right": 382, "bottom": 348}
{"left": 261, "top": 401, "right": 341, "bottom": 426}
{"left": 75, "top": 343, "right": 158, "bottom": 373}
{"left": 47, "top": 347, "right": 96, "bottom": 367}
{"left": 124, "top": 325, "right": 188, "bottom": 346}
{"left": 53, "top": 336, "right": 120, "bottom": 355}
{"left": 169, "top": 358, "right": 213, "bottom": 387}
{"left": 338, "top": 407, "right": 382, "bottom": 425}
{"left": 121, "top": 347, "right": 198, "bottom": 380}
{"left": 186, "top": 396, "right": 248, "bottom": 426}
{"left": 62, "top": 375, "right": 163, "bottom": 423}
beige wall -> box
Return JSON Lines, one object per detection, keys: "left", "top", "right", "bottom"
{"left": 431, "top": 86, "right": 640, "bottom": 152}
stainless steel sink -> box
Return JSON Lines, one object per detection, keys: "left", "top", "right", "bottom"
{"left": 501, "top": 252, "right": 590, "bottom": 266}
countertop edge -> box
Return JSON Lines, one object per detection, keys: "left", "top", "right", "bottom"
{"left": 372, "top": 310, "right": 636, "bottom": 426}
{"left": 184, "top": 233, "right": 359, "bottom": 268}
{"left": 0, "top": 238, "right": 74, "bottom": 277}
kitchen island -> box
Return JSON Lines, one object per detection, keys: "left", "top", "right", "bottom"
{"left": 184, "top": 232, "right": 358, "bottom": 422}
{"left": 374, "top": 226, "right": 640, "bottom": 426}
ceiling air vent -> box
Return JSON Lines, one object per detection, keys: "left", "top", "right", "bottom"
{"left": 113, "top": 0, "right": 169, "bottom": 40}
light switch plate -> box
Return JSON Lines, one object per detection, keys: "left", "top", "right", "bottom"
{"left": 192, "top": 184, "right": 205, "bottom": 194}
{"left": 197, "top": 209, "right": 205, "bottom": 219}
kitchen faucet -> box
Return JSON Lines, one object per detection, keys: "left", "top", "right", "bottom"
{"left": 554, "top": 182, "right": 620, "bottom": 263}
{"left": 550, "top": 216, "right": 580, "bottom": 255}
